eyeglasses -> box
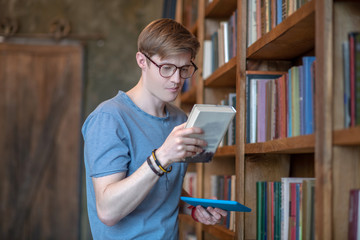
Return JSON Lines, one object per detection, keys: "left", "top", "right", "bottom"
{"left": 142, "top": 52, "right": 198, "bottom": 79}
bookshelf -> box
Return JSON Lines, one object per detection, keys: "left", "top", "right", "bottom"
{"left": 176, "top": 0, "right": 360, "bottom": 239}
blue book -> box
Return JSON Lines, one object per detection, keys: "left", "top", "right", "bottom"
{"left": 277, "top": 0, "right": 283, "bottom": 25}
{"left": 302, "top": 56, "right": 316, "bottom": 135}
{"left": 180, "top": 196, "right": 251, "bottom": 212}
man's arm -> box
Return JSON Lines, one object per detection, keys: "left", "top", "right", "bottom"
{"left": 92, "top": 123, "right": 206, "bottom": 226}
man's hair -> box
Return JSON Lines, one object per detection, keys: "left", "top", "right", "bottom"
{"left": 138, "top": 18, "right": 200, "bottom": 60}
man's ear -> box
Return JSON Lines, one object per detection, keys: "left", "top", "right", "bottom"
{"left": 136, "top": 52, "right": 147, "bottom": 70}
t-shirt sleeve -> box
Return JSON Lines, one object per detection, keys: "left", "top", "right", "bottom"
{"left": 82, "top": 112, "right": 131, "bottom": 178}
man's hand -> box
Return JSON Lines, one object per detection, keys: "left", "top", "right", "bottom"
{"left": 156, "top": 122, "right": 207, "bottom": 167}
{"left": 193, "top": 206, "right": 227, "bottom": 225}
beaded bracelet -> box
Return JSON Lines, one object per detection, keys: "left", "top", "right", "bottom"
{"left": 152, "top": 149, "right": 172, "bottom": 173}
{"left": 147, "top": 156, "right": 163, "bottom": 177}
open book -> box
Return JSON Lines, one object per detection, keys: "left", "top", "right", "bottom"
{"left": 184, "top": 104, "right": 236, "bottom": 163}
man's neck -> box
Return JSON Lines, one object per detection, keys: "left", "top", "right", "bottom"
{"left": 126, "top": 80, "right": 166, "bottom": 118}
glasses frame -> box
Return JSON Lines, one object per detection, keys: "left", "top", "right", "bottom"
{"left": 141, "top": 52, "right": 198, "bottom": 79}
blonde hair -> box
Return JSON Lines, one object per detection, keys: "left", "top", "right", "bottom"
{"left": 138, "top": 18, "right": 200, "bottom": 60}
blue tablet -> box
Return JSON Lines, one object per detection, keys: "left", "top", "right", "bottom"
{"left": 180, "top": 196, "right": 251, "bottom": 212}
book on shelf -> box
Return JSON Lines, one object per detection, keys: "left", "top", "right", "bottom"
{"left": 210, "top": 174, "right": 237, "bottom": 230}
{"left": 207, "top": 10, "right": 238, "bottom": 72}
{"left": 343, "top": 32, "right": 360, "bottom": 128}
{"left": 203, "top": 40, "right": 213, "bottom": 79}
{"left": 245, "top": 71, "right": 285, "bottom": 144}
{"left": 256, "top": 178, "right": 315, "bottom": 240}
{"left": 348, "top": 189, "right": 360, "bottom": 240}
{"left": 281, "top": 178, "right": 315, "bottom": 240}
{"left": 247, "top": 0, "right": 312, "bottom": 47}
{"left": 184, "top": 104, "right": 236, "bottom": 163}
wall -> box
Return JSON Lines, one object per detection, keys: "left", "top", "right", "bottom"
{"left": 0, "top": 0, "right": 164, "bottom": 238}
{"left": 0, "top": 0, "right": 164, "bottom": 115}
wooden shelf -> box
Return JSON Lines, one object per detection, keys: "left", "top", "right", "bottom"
{"left": 245, "top": 134, "right": 315, "bottom": 154}
{"left": 204, "top": 57, "right": 237, "bottom": 88}
{"left": 247, "top": 0, "right": 315, "bottom": 60}
{"left": 333, "top": 126, "right": 360, "bottom": 146}
{"left": 202, "top": 224, "right": 235, "bottom": 240}
{"left": 181, "top": 86, "right": 197, "bottom": 104}
{"left": 215, "top": 145, "right": 236, "bottom": 157}
{"left": 205, "top": 0, "right": 237, "bottom": 18}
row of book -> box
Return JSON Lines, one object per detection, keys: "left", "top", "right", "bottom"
{"left": 247, "top": 0, "right": 312, "bottom": 47}
{"left": 256, "top": 178, "right": 315, "bottom": 240}
{"left": 246, "top": 56, "right": 316, "bottom": 143}
{"left": 210, "top": 175, "right": 237, "bottom": 231}
{"left": 203, "top": 10, "right": 238, "bottom": 79}
{"left": 343, "top": 32, "right": 360, "bottom": 128}
{"left": 349, "top": 189, "right": 360, "bottom": 240}
{"left": 219, "top": 93, "right": 237, "bottom": 146}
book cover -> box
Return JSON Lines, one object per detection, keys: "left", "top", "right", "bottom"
{"left": 303, "top": 56, "right": 316, "bottom": 134}
{"left": 185, "top": 104, "right": 236, "bottom": 162}
{"left": 202, "top": 40, "right": 213, "bottom": 79}
{"left": 302, "top": 179, "right": 315, "bottom": 240}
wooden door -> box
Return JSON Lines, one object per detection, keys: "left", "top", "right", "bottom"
{"left": 0, "top": 43, "right": 83, "bottom": 239}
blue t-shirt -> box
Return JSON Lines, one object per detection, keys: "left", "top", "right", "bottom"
{"left": 82, "top": 91, "right": 188, "bottom": 240}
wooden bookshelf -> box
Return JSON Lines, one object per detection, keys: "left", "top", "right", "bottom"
{"left": 333, "top": 127, "right": 360, "bottom": 146}
{"left": 177, "top": 0, "right": 360, "bottom": 239}
{"left": 205, "top": 0, "right": 237, "bottom": 18}
{"left": 204, "top": 57, "right": 237, "bottom": 88}
{"left": 247, "top": 0, "right": 315, "bottom": 60}
{"left": 245, "top": 134, "right": 315, "bottom": 154}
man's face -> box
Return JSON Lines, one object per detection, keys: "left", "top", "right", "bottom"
{"left": 143, "top": 52, "right": 194, "bottom": 103}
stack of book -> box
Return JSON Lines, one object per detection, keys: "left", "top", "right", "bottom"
{"left": 245, "top": 56, "right": 316, "bottom": 143}
{"left": 203, "top": 10, "right": 238, "bottom": 79}
{"left": 256, "top": 178, "right": 315, "bottom": 240}
{"left": 247, "top": 0, "right": 313, "bottom": 47}
{"left": 210, "top": 174, "right": 237, "bottom": 230}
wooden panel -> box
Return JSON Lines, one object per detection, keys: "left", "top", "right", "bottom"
{"left": 0, "top": 43, "right": 83, "bottom": 239}
{"left": 245, "top": 134, "right": 315, "bottom": 154}
{"left": 334, "top": 126, "right": 360, "bottom": 145}
{"left": 315, "top": 0, "right": 333, "bottom": 238}
{"left": 247, "top": 0, "right": 315, "bottom": 60}
{"left": 332, "top": 146, "right": 360, "bottom": 239}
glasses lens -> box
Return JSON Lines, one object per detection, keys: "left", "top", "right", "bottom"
{"left": 160, "top": 65, "right": 176, "bottom": 77}
{"left": 180, "top": 65, "right": 196, "bottom": 78}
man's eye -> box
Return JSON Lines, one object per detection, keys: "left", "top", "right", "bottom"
{"left": 163, "top": 65, "right": 174, "bottom": 71}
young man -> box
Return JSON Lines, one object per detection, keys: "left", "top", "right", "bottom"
{"left": 82, "top": 18, "right": 227, "bottom": 239}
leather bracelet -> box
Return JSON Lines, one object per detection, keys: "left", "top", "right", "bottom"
{"left": 147, "top": 156, "right": 163, "bottom": 177}
{"left": 152, "top": 149, "right": 172, "bottom": 173}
